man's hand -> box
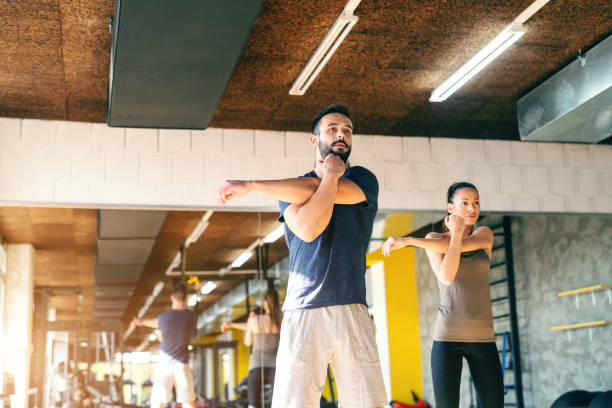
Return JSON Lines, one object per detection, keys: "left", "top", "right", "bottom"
{"left": 216, "top": 180, "right": 252, "bottom": 204}
{"left": 220, "top": 322, "right": 231, "bottom": 332}
{"left": 318, "top": 154, "right": 345, "bottom": 180}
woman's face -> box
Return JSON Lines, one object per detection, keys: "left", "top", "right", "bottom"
{"left": 448, "top": 188, "right": 480, "bottom": 225}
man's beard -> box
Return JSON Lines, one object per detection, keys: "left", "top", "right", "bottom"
{"left": 319, "top": 140, "right": 351, "bottom": 162}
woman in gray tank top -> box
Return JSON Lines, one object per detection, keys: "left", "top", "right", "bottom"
{"left": 383, "top": 182, "right": 503, "bottom": 408}
{"left": 222, "top": 287, "right": 282, "bottom": 408}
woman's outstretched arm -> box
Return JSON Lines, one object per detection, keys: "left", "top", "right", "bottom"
{"left": 382, "top": 226, "right": 493, "bottom": 256}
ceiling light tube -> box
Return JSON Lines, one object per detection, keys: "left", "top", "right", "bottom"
{"left": 231, "top": 251, "right": 253, "bottom": 268}
{"left": 200, "top": 281, "right": 217, "bottom": 295}
{"left": 429, "top": 0, "right": 549, "bottom": 102}
{"left": 289, "top": 1, "right": 360, "bottom": 95}
{"left": 264, "top": 224, "right": 285, "bottom": 243}
{"left": 430, "top": 23, "right": 525, "bottom": 102}
{"left": 187, "top": 293, "right": 200, "bottom": 307}
{"left": 185, "top": 211, "right": 214, "bottom": 248}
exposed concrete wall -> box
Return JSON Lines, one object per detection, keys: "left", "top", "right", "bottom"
{"left": 415, "top": 214, "right": 612, "bottom": 407}
{"left": 511, "top": 215, "right": 612, "bottom": 407}
{"left": 1, "top": 117, "right": 612, "bottom": 213}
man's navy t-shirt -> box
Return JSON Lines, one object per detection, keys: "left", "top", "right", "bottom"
{"left": 279, "top": 166, "right": 378, "bottom": 311}
{"left": 158, "top": 309, "right": 195, "bottom": 363}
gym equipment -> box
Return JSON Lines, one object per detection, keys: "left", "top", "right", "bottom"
{"left": 551, "top": 390, "right": 600, "bottom": 407}
{"left": 587, "top": 391, "right": 612, "bottom": 408}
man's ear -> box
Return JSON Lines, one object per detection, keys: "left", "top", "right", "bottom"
{"left": 310, "top": 134, "right": 319, "bottom": 147}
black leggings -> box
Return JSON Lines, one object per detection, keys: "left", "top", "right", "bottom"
{"left": 431, "top": 341, "right": 504, "bottom": 408}
{"left": 247, "top": 367, "right": 275, "bottom": 408}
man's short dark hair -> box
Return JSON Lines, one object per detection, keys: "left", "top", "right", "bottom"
{"left": 312, "top": 104, "right": 351, "bottom": 135}
{"left": 172, "top": 283, "right": 187, "bottom": 301}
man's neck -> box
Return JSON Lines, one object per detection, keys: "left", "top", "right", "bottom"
{"left": 171, "top": 302, "right": 186, "bottom": 310}
{"left": 314, "top": 159, "right": 348, "bottom": 178}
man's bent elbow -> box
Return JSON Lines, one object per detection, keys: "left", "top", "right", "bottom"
{"left": 294, "top": 227, "right": 323, "bottom": 243}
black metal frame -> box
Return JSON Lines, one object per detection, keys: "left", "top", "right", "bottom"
{"left": 502, "top": 216, "right": 524, "bottom": 408}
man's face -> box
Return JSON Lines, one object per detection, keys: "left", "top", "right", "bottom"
{"left": 314, "top": 112, "right": 353, "bottom": 162}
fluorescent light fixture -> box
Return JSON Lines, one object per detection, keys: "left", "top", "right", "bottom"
{"left": 152, "top": 281, "right": 165, "bottom": 297}
{"left": 231, "top": 251, "right": 252, "bottom": 268}
{"left": 0, "top": 244, "right": 6, "bottom": 275}
{"left": 264, "top": 224, "right": 285, "bottom": 243}
{"left": 289, "top": 0, "right": 361, "bottom": 95}
{"left": 430, "top": 23, "right": 525, "bottom": 102}
{"left": 185, "top": 211, "right": 213, "bottom": 247}
{"left": 148, "top": 333, "right": 157, "bottom": 342}
{"left": 200, "top": 281, "right": 217, "bottom": 295}
{"left": 166, "top": 252, "right": 181, "bottom": 275}
{"left": 430, "top": 0, "right": 550, "bottom": 102}
{"left": 187, "top": 294, "right": 199, "bottom": 307}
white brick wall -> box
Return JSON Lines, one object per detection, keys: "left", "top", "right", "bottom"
{"left": 191, "top": 128, "right": 223, "bottom": 155}
{"left": 404, "top": 137, "right": 431, "bottom": 163}
{"left": 255, "top": 130, "right": 284, "bottom": 158}
{"left": 0, "top": 117, "right": 611, "bottom": 214}
{"left": 485, "top": 140, "right": 513, "bottom": 165}
{"left": 224, "top": 129, "right": 254, "bottom": 156}
{"left": 285, "top": 132, "right": 313, "bottom": 159}
{"left": 126, "top": 128, "right": 158, "bottom": 152}
{"left": 159, "top": 129, "right": 190, "bottom": 153}
{"left": 431, "top": 138, "right": 459, "bottom": 164}
{"left": 511, "top": 141, "right": 539, "bottom": 166}
{"left": 92, "top": 124, "right": 125, "bottom": 151}
{"left": 375, "top": 136, "right": 403, "bottom": 162}
{"left": 0, "top": 118, "right": 21, "bottom": 146}
{"left": 461, "top": 139, "right": 486, "bottom": 164}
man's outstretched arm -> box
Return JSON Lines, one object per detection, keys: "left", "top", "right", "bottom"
{"left": 282, "top": 155, "right": 346, "bottom": 242}
{"left": 216, "top": 167, "right": 365, "bottom": 205}
{"left": 130, "top": 317, "right": 158, "bottom": 329}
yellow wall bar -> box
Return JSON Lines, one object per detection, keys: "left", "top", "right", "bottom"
{"left": 557, "top": 284, "right": 612, "bottom": 297}
{"left": 550, "top": 320, "right": 612, "bottom": 331}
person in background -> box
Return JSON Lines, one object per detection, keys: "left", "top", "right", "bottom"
{"left": 222, "top": 286, "right": 282, "bottom": 408}
{"left": 131, "top": 283, "right": 196, "bottom": 408}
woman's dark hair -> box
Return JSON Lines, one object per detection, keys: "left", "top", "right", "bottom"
{"left": 442, "top": 182, "right": 479, "bottom": 232}
{"left": 265, "top": 287, "right": 282, "bottom": 329}
{"left": 312, "top": 104, "right": 351, "bottom": 135}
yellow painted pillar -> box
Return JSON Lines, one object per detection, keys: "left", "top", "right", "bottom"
{"left": 368, "top": 214, "right": 423, "bottom": 403}
{"left": 3, "top": 244, "right": 35, "bottom": 408}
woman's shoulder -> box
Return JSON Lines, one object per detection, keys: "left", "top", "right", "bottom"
{"left": 471, "top": 225, "right": 494, "bottom": 240}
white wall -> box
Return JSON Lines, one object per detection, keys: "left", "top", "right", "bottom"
{"left": 1, "top": 117, "right": 611, "bottom": 214}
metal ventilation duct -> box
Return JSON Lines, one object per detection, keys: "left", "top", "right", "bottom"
{"left": 94, "top": 210, "right": 167, "bottom": 319}
{"left": 107, "top": 0, "right": 265, "bottom": 129}
{"left": 517, "top": 34, "right": 612, "bottom": 143}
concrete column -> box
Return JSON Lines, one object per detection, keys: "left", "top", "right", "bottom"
{"left": 3, "top": 244, "right": 35, "bottom": 408}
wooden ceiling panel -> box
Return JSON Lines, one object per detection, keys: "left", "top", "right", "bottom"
{"left": 58, "top": 0, "right": 114, "bottom": 122}
{"left": 0, "top": 207, "right": 97, "bottom": 321}
{"left": 27, "top": 208, "right": 75, "bottom": 224}
{"left": 1, "top": 0, "right": 610, "bottom": 141}
{"left": 0, "top": 1, "right": 67, "bottom": 119}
